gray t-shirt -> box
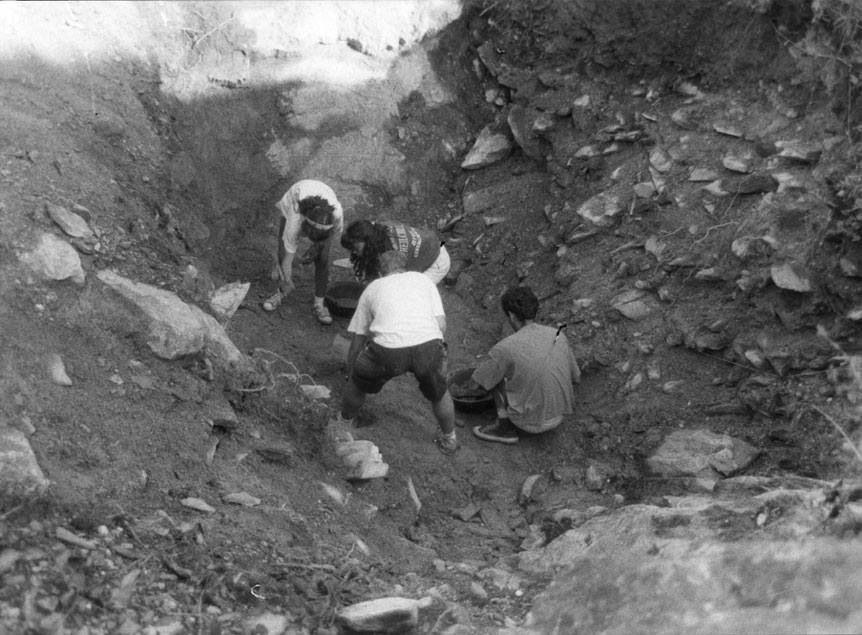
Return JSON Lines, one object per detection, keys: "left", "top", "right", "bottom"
{"left": 472, "top": 323, "right": 580, "bottom": 433}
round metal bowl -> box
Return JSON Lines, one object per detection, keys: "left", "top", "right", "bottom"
{"left": 324, "top": 281, "right": 365, "bottom": 318}
{"left": 447, "top": 367, "right": 494, "bottom": 413}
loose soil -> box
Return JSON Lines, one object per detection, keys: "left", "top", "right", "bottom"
{"left": 1, "top": 2, "right": 860, "bottom": 634}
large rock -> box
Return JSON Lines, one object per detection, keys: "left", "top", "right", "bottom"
{"left": 0, "top": 427, "right": 50, "bottom": 496}
{"left": 20, "top": 233, "right": 85, "bottom": 285}
{"left": 647, "top": 429, "right": 760, "bottom": 478}
{"left": 96, "top": 270, "right": 248, "bottom": 369}
{"left": 511, "top": 539, "right": 862, "bottom": 635}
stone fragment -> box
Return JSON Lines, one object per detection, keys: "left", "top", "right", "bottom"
{"left": 649, "top": 147, "right": 673, "bottom": 173}
{"left": 576, "top": 192, "right": 625, "bottom": 228}
{"left": 633, "top": 182, "right": 656, "bottom": 199}
{"left": 209, "top": 281, "right": 249, "bottom": 320}
{"left": 689, "top": 168, "right": 719, "bottom": 181}
{"left": 725, "top": 173, "right": 778, "bottom": 195}
{"left": 713, "top": 124, "right": 743, "bottom": 137}
{"left": 56, "top": 527, "right": 97, "bottom": 550}
{"left": 181, "top": 497, "right": 216, "bottom": 513}
{"left": 300, "top": 384, "right": 331, "bottom": 399}
{"left": 45, "top": 202, "right": 96, "bottom": 243}
{"left": 722, "top": 156, "right": 750, "bottom": 173}
{"left": 336, "top": 597, "right": 432, "bottom": 634}
{"left": 0, "top": 428, "right": 50, "bottom": 495}
{"left": 776, "top": 140, "right": 821, "bottom": 164}
{"left": 770, "top": 263, "right": 812, "bottom": 292}
{"left": 532, "top": 111, "right": 555, "bottom": 134}
{"left": 223, "top": 492, "right": 261, "bottom": 507}
{"left": 647, "top": 429, "right": 759, "bottom": 477}
{"left": 347, "top": 459, "right": 389, "bottom": 480}
{"left": 839, "top": 257, "right": 860, "bottom": 278}
{"left": 48, "top": 353, "right": 73, "bottom": 386}
{"left": 244, "top": 614, "right": 288, "bottom": 635}
{"left": 21, "top": 233, "right": 86, "bottom": 284}
{"left": 508, "top": 104, "right": 545, "bottom": 158}
{"left": 611, "top": 289, "right": 658, "bottom": 320}
{"left": 342, "top": 447, "right": 383, "bottom": 470}
{"left": 575, "top": 144, "right": 602, "bottom": 158}
{"left": 334, "top": 440, "right": 376, "bottom": 457}
{"left": 701, "top": 180, "right": 729, "bottom": 196}
{"left": 461, "top": 125, "right": 512, "bottom": 170}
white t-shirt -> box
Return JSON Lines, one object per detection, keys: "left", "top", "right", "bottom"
{"left": 347, "top": 271, "right": 444, "bottom": 348}
{"left": 276, "top": 180, "right": 344, "bottom": 254}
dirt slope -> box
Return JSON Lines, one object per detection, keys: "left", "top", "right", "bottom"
{"left": 2, "top": 1, "right": 862, "bottom": 634}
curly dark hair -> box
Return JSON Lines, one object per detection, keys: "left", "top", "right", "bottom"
{"left": 341, "top": 219, "right": 392, "bottom": 281}
{"left": 501, "top": 286, "right": 539, "bottom": 321}
{"left": 299, "top": 196, "right": 336, "bottom": 243}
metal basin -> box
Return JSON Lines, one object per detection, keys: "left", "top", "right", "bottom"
{"left": 324, "top": 281, "right": 365, "bottom": 318}
{"left": 448, "top": 367, "right": 494, "bottom": 413}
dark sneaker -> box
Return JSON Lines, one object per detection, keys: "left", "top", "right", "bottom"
{"left": 473, "top": 421, "right": 518, "bottom": 445}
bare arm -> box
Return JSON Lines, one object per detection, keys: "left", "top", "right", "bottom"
{"left": 436, "top": 315, "right": 446, "bottom": 336}
{"left": 570, "top": 346, "right": 581, "bottom": 384}
{"left": 277, "top": 251, "right": 297, "bottom": 294}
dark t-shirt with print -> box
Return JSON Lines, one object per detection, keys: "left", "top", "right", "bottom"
{"left": 381, "top": 222, "right": 441, "bottom": 273}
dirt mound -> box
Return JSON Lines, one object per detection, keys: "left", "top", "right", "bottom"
{"left": 3, "top": 1, "right": 862, "bottom": 634}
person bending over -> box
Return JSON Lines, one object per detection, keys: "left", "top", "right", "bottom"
{"left": 340, "top": 219, "right": 450, "bottom": 284}
{"left": 330, "top": 249, "right": 459, "bottom": 455}
{"left": 470, "top": 286, "right": 581, "bottom": 445}
{"left": 262, "top": 179, "right": 344, "bottom": 325}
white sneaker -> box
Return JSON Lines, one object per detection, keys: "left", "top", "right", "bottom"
{"left": 262, "top": 290, "right": 285, "bottom": 312}
{"left": 313, "top": 303, "right": 333, "bottom": 325}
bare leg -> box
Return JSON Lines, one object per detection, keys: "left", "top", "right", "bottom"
{"left": 276, "top": 215, "right": 287, "bottom": 292}
{"left": 313, "top": 233, "right": 334, "bottom": 299}
{"left": 341, "top": 379, "right": 367, "bottom": 419}
{"left": 431, "top": 390, "right": 455, "bottom": 435}
{"left": 489, "top": 381, "right": 508, "bottom": 414}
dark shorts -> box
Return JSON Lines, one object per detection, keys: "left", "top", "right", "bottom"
{"left": 351, "top": 339, "right": 448, "bottom": 401}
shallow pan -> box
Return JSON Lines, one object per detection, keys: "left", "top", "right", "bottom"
{"left": 448, "top": 367, "right": 494, "bottom": 413}
{"left": 324, "top": 281, "right": 366, "bottom": 318}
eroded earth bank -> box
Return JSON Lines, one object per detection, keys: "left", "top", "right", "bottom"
{"left": 3, "top": 1, "right": 862, "bottom": 634}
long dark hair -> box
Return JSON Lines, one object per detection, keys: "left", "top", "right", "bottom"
{"left": 341, "top": 219, "right": 392, "bottom": 281}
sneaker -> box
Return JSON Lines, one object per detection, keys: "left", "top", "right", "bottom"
{"left": 262, "top": 290, "right": 285, "bottom": 312}
{"left": 472, "top": 420, "right": 518, "bottom": 445}
{"left": 313, "top": 303, "right": 333, "bottom": 325}
{"left": 325, "top": 413, "right": 355, "bottom": 444}
{"left": 435, "top": 431, "right": 459, "bottom": 455}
